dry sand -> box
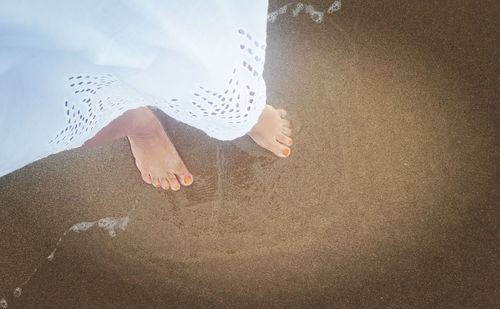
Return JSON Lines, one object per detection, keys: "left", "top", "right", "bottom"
{"left": 0, "top": 0, "right": 498, "bottom": 307}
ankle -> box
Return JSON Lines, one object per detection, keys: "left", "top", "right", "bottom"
{"left": 127, "top": 107, "right": 164, "bottom": 138}
{"left": 83, "top": 106, "right": 162, "bottom": 148}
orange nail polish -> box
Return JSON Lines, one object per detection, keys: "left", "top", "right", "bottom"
{"left": 282, "top": 148, "right": 290, "bottom": 157}
{"left": 184, "top": 175, "right": 193, "bottom": 185}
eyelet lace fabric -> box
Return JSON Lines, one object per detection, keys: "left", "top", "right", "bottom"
{"left": 0, "top": 1, "right": 268, "bottom": 176}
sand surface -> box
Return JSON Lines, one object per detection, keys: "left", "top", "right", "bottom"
{"left": 1, "top": 0, "right": 498, "bottom": 307}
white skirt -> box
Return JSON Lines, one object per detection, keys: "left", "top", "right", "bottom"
{"left": 0, "top": 0, "right": 269, "bottom": 176}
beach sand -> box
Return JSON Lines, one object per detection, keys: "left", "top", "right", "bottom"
{"left": 0, "top": 0, "right": 498, "bottom": 307}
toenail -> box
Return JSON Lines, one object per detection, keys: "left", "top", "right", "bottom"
{"left": 282, "top": 148, "right": 290, "bottom": 157}
{"left": 289, "top": 138, "right": 293, "bottom": 144}
{"left": 184, "top": 175, "right": 193, "bottom": 185}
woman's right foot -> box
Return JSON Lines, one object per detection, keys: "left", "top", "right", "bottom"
{"left": 248, "top": 105, "right": 293, "bottom": 157}
{"left": 127, "top": 108, "right": 193, "bottom": 191}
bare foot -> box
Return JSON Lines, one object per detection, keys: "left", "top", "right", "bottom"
{"left": 127, "top": 108, "right": 193, "bottom": 191}
{"left": 249, "top": 105, "right": 293, "bottom": 157}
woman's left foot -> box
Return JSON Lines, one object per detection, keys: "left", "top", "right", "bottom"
{"left": 248, "top": 105, "right": 293, "bottom": 157}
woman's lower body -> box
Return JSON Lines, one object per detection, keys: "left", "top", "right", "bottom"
{"left": 0, "top": 0, "right": 293, "bottom": 187}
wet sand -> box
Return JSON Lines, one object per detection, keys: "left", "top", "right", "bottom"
{"left": 1, "top": 0, "right": 498, "bottom": 307}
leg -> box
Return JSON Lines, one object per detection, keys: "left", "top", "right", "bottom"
{"left": 84, "top": 107, "right": 193, "bottom": 191}
{"left": 83, "top": 107, "right": 149, "bottom": 147}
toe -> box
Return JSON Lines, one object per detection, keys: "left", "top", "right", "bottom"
{"left": 282, "top": 126, "right": 292, "bottom": 137}
{"left": 142, "top": 173, "right": 153, "bottom": 185}
{"left": 282, "top": 118, "right": 291, "bottom": 128}
{"left": 281, "top": 146, "right": 291, "bottom": 158}
{"left": 180, "top": 174, "right": 194, "bottom": 186}
{"left": 160, "top": 177, "right": 170, "bottom": 190}
{"left": 152, "top": 176, "right": 162, "bottom": 188}
{"left": 268, "top": 141, "right": 291, "bottom": 158}
{"left": 277, "top": 108, "right": 287, "bottom": 118}
{"left": 277, "top": 133, "right": 293, "bottom": 146}
{"left": 173, "top": 161, "right": 193, "bottom": 186}
{"left": 166, "top": 173, "right": 180, "bottom": 191}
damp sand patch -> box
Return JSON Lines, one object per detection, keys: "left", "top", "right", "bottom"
{"left": 0, "top": 201, "right": 138, "bottom": 308}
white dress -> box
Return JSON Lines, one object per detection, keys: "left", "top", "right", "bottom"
{"left": 0, "top": 0, "right": 269, "bottom": 177}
